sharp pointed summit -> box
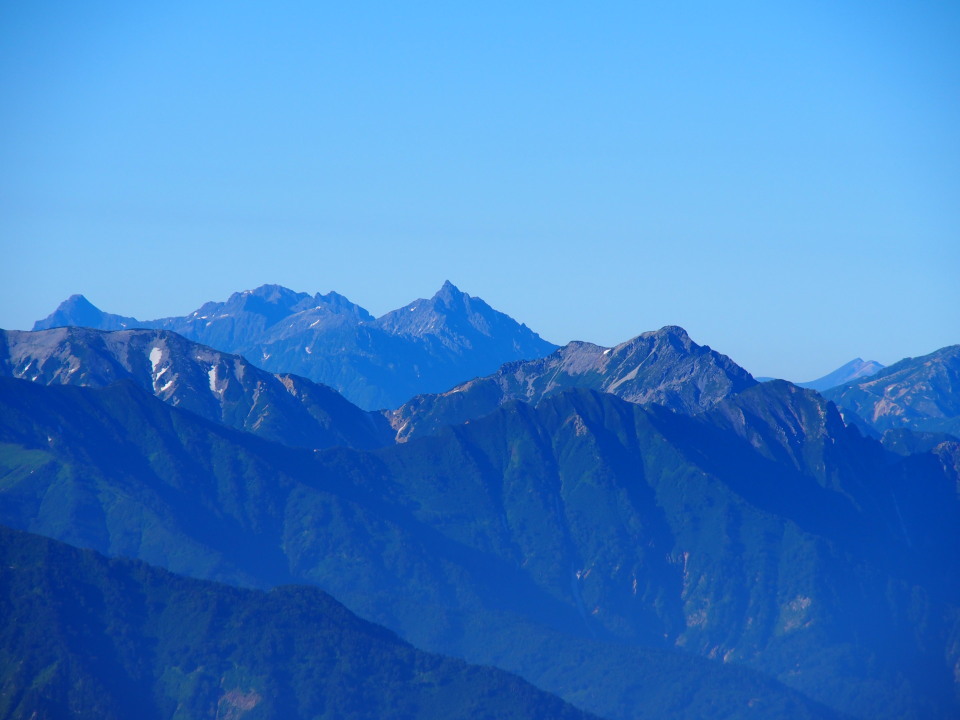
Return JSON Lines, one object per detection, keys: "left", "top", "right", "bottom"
{"left": 33, "top": 295, "right": 140, "bottom": 332}
{"left": 433, "top": 279, "right": 465, "bottom": 303}
{"left": 376, "top": 281, "right": 555, "bottom": 358}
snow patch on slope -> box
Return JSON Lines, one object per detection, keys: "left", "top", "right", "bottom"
{"left": 149, "top": 346, "right": 162, "bottom": 376}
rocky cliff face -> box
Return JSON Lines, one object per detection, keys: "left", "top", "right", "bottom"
{"left": 0, "top": 326, "right": 392, "bottom": 451}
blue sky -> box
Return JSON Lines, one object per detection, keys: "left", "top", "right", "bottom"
{"left": 1, "top": 1, "right": 957, "bottom": 380}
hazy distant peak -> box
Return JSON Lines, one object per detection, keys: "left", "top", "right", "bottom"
{"left": 33, "top": 294, "right": 139, "bottom": 332}
{"left": 52, "top": 294, "right": 100, "bottom": 317}
{"left": 64, "top": 293, "right": 92, "bottom": 306}
{"left": 798, "top": 357, "right": 885, "bottom": 392}
{"left": 32, "top": 283, "right": 558, "bottom": 408}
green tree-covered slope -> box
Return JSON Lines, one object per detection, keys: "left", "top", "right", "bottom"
{"left": 0, "top": 524, "right": 599, "bottom": 720}
{"left": 2, "top": 376, "right": 955, "bottom": 719}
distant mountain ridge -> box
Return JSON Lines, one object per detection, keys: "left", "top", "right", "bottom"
{"left": 755, "top": 358, "right": 885, "bottom": 390}
{"left": 33, "top": 282, "right": 558, "bottom": 409}
{"left": 0, "top": 326, "right": 392, "bottom": 451}
{"left": 797, "top": 358, "right": 885, "bottom": 391}
{"left": 824, "top": 344, "right": 960, "bottom": 436}
{"left": 389, "top": 325, "right": 757, "bottom": 441}
{"left": 19, "top": 284, "right": 960, "bottom": 720}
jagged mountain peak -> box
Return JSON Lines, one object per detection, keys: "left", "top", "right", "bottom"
{"left": 376, "top": 283, "right": 554, "bottom": 352}
{"left": 180, "top": 285, "right": 371, "bottom": 328}
{"left": 382, "top": 280, "right": 483, "bottom": 324}
{"left": 435, "top": 278, "right": 464, "bottom": 299}
{"left": 389, "top": 325, "right": 758, "bottom": 441}
{"left": 428, "top": 279, "right": 480, "bottom": 312}
{"left": 31, "top": 284, "right": 559, "bottom": 409}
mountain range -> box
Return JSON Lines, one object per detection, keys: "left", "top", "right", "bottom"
{"left": 6, "top": 285, "right": 960, "bottom": 719}
{"left": 33, "top": 282, "right": 558, "bottom": 410}
{"left": 388, "top": 325, "right": 756, "bottom": 441}
{"left": 0, "top": 326, "right": 392, "bottom": 451}
{"left": 2, "top": 369, "right": 957, "bottom": 718}
{"left": 824, "top": 345, "right": 960, "bottom": 437}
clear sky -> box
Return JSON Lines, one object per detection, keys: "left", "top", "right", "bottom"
{"left": 1, "top": 1, "right": 957, "bottom": 381}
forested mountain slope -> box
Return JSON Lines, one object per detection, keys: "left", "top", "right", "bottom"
{"left": 0, "top": 524, "right": 599, "bottom": 720}
{"left": 1, "top": 376, "right": 955, "bottom": 719}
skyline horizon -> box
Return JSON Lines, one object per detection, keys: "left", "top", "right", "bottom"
{"left": 3, "top": 2, "right": 957, "bottom": 382}
{"left": 18, "top": 277, "right": 945, "bottom": 385}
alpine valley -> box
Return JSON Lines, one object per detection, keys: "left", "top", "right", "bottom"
{"left": 2, "top": 283, "right": 959, "bottom": 720}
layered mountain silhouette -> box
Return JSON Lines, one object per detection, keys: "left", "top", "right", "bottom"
{"left": 389, "top": 325, "right": 756, "bottom": 441}
{"left": 796, "top": 358, "right": 885, "bottom": 391}
{"left": 0, "top": 327, "right": 392, "bottom": 451}
{"left": 33, "top": 282, "right": 558, "bottom": 409}
{"left": 16, "top": 289, "right": 960, "bottom": 719}
{"left": 824, "top": 345, "right": 960, "bottom": 436}
{"left": 2, "top": 374, "right": 956, "bottom": 720}
{"left": 0, "top": 524, "right": 599, "bottom": 720}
